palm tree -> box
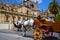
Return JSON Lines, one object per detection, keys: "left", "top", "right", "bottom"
{"left": 58, "top": 3, "right": 60, "bottom": 14}
{"left": 48, "top": 0, "right": 59, "bottom": 17}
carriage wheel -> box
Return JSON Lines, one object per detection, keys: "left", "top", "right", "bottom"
{"left": 33, "top": 29, "right": 42, "bottom": 40}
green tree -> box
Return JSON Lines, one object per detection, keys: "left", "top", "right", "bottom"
{"left": 48, "top": 0, "right": 59, "bottom": 17}
{"left": 54, "top": 14, "right": 60, "bottom": 22}
{"left": 58, "top": 3, "right": 60, "bottom": 14}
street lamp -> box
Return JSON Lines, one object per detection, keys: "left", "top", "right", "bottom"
{"left": 24, "top": 0, "right": 29, "bottom": 20}
{"left": 27, "top": 9, "right": 28, "bottom": 20}
{"left": 23, "top": 0, "right": 29, "bottom": 20}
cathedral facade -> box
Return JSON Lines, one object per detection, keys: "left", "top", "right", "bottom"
{"left": 0, "top": 0, "right": 40, "bottom": 23}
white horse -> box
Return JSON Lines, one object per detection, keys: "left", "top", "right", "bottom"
{"left": 18, "top": 18, "right": 34, "bottom": 31}
{"left": 13, "top": 17, "right": 34, "bottom": 31}
{"left": 18, "top": 17, "right": 34, "bottom": 26}
{"left": 23, "top": 18, "right": 34, "bottom": 26}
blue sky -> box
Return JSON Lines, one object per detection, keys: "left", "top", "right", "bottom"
{"left": 38, "top": 0, "right": 60, "bottom": 11}
{"left": 1, "top": 0, "right": 60, "bottom": 11}
{"left": 38, "top": 0, "right": 52, "bottom": 11}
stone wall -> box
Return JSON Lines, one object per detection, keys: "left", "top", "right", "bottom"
{"left": 0, "top": 23, "right": 13, "bottom": 29}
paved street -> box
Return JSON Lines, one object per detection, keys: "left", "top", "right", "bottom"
{"left": 0, "top": 29, "right": 34, "bottom": 40}
{"left": 0, "top": 29, "right": 60, "bottom": 40}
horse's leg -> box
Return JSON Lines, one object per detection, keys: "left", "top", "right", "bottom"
{"left": 17, "top": 28, "right": 20, "bottom": 31}
{"left": 25, "top": 26, "right": 27, "bottom": 31}
{"left": 21, "top": 25, "right": 25, "bottom": 32}
{"left": 26, "top": 26, "right": 30, "bottom": 31}
{"left": 22, "top": 25, "right": 26, "bottom": 31}
{"left": 21, "top": 25, "right": 22, "bottom": 32}
{"left": 20, "top": 26, "right": 22, "bottom": 32}
{"left": 17, "top": 24, "right": 22, "bottom": 32}
{"left": 28, "top": 26, "right": 31, "bottom": 31}
{"left": 24, "top": 26, "right": 28, "bottom": 31}
{"left": 11, "top": 26, "right": 16, "bottom": 31}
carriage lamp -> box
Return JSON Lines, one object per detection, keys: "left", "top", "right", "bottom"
{"left": 37, "top": 15, "right": 41, "bottom": 21}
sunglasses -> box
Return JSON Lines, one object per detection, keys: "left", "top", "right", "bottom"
{"left": 43, "top": 31, "right": 50, "bottom": 34}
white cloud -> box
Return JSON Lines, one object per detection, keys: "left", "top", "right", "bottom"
{"left": 31, "top": 0, "right": 42, "bottom": 4}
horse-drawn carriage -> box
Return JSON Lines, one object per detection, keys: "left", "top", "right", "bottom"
{"left": 12, "top": 16, "right": 60, "bottom": 40}
{"left": 31, "top": 16, "right": 60, "bottom": 40}
{"left": 33, "top": 18, "right": 60, "bottom": 40}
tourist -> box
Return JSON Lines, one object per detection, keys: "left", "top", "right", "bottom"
{"left": 42, "top": 26, "right": 59, "bottom": 40}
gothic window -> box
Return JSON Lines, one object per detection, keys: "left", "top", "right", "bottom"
{"left": 12, "top": 15, "right": 15, "bottom": 22}
{"left": 18, "top": 17, "right": 20, "bottom": 21}
{"left": 5, "top": 15, "right": 9, "bottom": 22}
{"left": 1, "top": 6, "right": 4, "bottom": 9}
{"left": 30, "top": 4, "right": 34, "bottom": 8}
{"left": 11, "top": 9, "right": 13, "bottom": 11}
